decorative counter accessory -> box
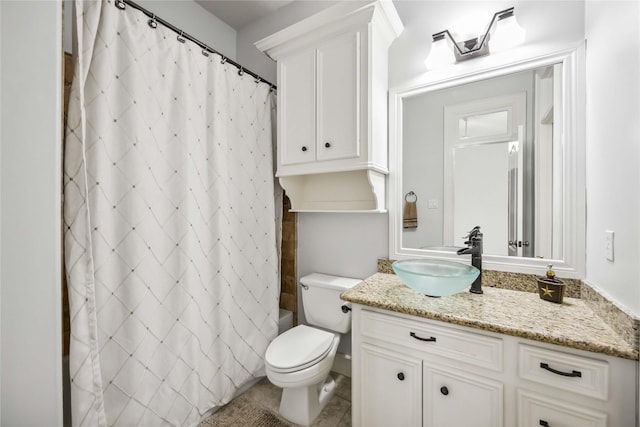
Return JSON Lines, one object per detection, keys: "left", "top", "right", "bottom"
{"left": 537, "top": 264, "right": 565, "bottom": 304}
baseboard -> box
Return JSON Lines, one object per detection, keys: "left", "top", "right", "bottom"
{"left": 332, "top": 352, "right": 351, "bottom": 377}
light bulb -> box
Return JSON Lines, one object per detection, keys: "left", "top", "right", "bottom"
{"left": 491, "top": 13, "right": 526, "bottom": 53}
{"left": 424, "top": 36, "right": 455, "bottom": 70}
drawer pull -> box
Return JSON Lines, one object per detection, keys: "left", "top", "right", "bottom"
{"left": 397, "top": 372, "right": 405, "bottom": 381}
{"left": 324, "top": 142, "right": 331, "bottom": 148}
{"left": 540, "top": 362, "right": 582, "bottom": 378}
{"left": 301, "top": 146, "right": 308, "bottom": 152}
{"left": 410, "top": 332, "right": 436, "bottom": 342}
{"left": 539, "top": 420, "right": 549, "bottom": 427}
{"left": 440, "top": 386, "right": 449, "bottom": 396}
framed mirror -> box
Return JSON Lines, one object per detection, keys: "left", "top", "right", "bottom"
{"left": 389, "top": 46, "right": 585, "bottom": 278}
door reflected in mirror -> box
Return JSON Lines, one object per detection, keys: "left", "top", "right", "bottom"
{"left": 402, "top": 64, "right": 562, "bottom": 258}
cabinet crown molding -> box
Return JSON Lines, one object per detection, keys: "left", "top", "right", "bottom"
{"left": 255, "top": 0, "right": 403, "bottom": 60}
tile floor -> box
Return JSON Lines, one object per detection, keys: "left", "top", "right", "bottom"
{"left": 240, "top": 373, "right": 352, "bottom": 427}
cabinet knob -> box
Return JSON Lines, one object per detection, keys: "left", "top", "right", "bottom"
{"left": 440, "top": 386, "right": 449, "bottom": 396}
{"left": 324, "top": 142, "right": 331, "bottom": 148}
{"left": 539, "top": 421, "right": 550, "bottom": 427}
{"left": 301, "top": 146, "right": 308, "bottom": 152}
{"left": 397, "top": 372, "right": 405, "bottom": 381}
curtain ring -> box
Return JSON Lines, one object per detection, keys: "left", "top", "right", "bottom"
{"left": 148, "top": 14, "right": 158, "bottom": 29}
{"left": 220, "top": 56, "right": 227, "bottom": 64}
{"left": 405, "top": 191, "right": 417, "bottom": 203}
{"left": 201, "top": 46, "right": 210, "bottom": 57}
{"left": 238, "top": 67, "right": 244, "bottom": 76}
{"left": 269, "top": 84, "right": 275, "bottom": 93}
{"left": 115, "top": 0, "right": 126, "bottom": 10}
{"left": 254, "top": 76, "right": 261, "bottom": 84}
{"left": 177, "top": 30, "right": 186, "bottom": 43}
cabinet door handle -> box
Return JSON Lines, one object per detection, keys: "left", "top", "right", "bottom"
{"left": 324, "top": 142, "right": 331, "bottom": 148}
{"left": 301, "top": 146, "right": 308, "bottom": 152}
{"left": 440, "top": 386, "right": 449, "bottom": 396}
{"left": 540, "top": 362, "right": 582, "bottom": 378}
{"left": 539, "top": 420, "right": 549, "bottom": 427}
{"left": 410, "top": 332, "right": 436, "bottom": 342}
{"left": 397, "top": 372, "right": 405, "bottom": 381}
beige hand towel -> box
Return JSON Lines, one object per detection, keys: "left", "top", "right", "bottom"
{"left": 403, "top": 200, "right": 418, "bottom": 228}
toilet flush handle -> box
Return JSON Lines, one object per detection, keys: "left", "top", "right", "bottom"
{"left": 299, "top": 283, "right": 309, "bottom": 290}
{"left": 341, "top": 304, "right": 352, "bottom": 313}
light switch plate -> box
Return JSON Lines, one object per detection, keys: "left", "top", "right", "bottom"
{"left": 604, "top": 230, "right": 614, "bottom": 261}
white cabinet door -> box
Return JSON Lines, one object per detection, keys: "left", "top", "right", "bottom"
{"left": 316, "top": 31, "right": 360, "bottom": 162}
{"left": 360, "top": 343, "right": 422, "bottom": 427}
{"left": 279, "top": 49, "right": 316, "bottom": 166}
{"left": 424, "top": 367, "right": 503, "bottom": 427}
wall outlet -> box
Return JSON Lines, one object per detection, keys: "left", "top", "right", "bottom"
{"left": 604, "top": 230, "right": 614, "bottom": 261}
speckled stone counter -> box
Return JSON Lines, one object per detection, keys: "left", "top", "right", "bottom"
{"left": 341, "top": 272, "right": 638, "bottom": 360}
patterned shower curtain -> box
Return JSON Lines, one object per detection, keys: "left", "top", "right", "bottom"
{"left": 64, "top": 1, "right": 280, "bottom": 425}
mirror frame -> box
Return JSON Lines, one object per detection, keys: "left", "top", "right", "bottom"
{"left": 388, "top": 45, "right": 586, "bottom": 278}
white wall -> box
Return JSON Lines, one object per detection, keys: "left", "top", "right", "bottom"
{"left": 389, "top": 0, "right": 585, "bottom": 87}
{"left": 258, "top": 0, "right": 640, "bottom": 318}
{"left": 237, "top": 2, "right": 391, "bottom": 336}
{"left": 297, "top": 213, "right": 388, "bottom": 355}
{"left": 0, "top": 1, "right": 237, "bottom": 423}
{"left": 131, "top": 1, "right": 237, "bottom": 59}
{"left": 237, "top": 1, "right": 387, "bottom": 299}
{"left": 63, "top": 0, "right": 237, "bottom": 59}
{"left": 1, "top": 1, "right": 63, "bottom": 425}
{"left": 237, "top": 0, "right": 585, "bottom": 290}
{"left": 236, "top": 1, "right": 341, "bottom": 85}
{"left": 584, "top": 1, "right": 640, "bottom": 315}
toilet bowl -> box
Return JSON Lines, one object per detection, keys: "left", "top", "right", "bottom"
{"left": 264, "top": 273, "right": 362, "bottom": 426}
{"left": 266, "top": 325, "right": 339, "bottom": 387}
{"left": 265, "top": 325, "right": 340, "bottom": 425}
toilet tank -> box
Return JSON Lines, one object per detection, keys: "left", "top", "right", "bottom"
{"left": 300, "top": 273, "right": 363, "bottom": 333}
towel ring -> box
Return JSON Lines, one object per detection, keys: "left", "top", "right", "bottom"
{"left": 405, "top": 191, "right": 417, "bottom": 203}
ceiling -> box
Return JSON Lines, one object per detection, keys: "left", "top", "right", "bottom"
{"left": 196, "top": 0, "right": 295, "bottom": 30}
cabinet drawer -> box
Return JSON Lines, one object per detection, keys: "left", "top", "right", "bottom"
{"left": 517, "top": 389, "right": 607, "bottom": 427}
{"left": 361, "top": 309, "right": 503, "bottom": 371}
{"left": 518, "top": 344, "right": 609, "bottom": 400}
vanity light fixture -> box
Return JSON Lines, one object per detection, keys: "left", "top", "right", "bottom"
{"left": 424, "top": 7, "right": 525, "bottom": 69}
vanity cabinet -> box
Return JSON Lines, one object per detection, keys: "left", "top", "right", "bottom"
{"left": 255, "top": 1, "right": 403, "bottom": 212}
{"left": 351, "top": 305, "right": 636, "bottom": 427}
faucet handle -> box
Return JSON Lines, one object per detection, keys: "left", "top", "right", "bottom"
{"left": 464, "top": 226, "right": 481, "bottom": 239}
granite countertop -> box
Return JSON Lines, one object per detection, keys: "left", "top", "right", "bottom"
{"left": 341, "top": 273, "right": 638, "bottom": 360}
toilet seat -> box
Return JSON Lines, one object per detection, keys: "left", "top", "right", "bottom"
{"left": 265, "top": 325, "right": 336, "bottom": 373}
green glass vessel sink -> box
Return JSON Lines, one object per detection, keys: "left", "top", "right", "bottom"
{"left": 392, "top": 259, "right": 480, "bottom": 297}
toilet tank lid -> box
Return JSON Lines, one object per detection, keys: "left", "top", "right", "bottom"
{"left": 300, "top": 273, "right": 363, "bottom": 291}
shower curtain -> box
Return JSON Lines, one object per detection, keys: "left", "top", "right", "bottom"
{"left": 64, "top": 1, "right": 280, "bottom": 425}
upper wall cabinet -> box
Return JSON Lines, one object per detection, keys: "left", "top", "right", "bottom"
{"left": 256, "top": 1, "right": 403, "bottom": 212}
{"left": 280, "top": 31, "right": 360, "bottom": 168}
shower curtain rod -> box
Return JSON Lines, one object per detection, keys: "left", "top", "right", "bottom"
{"left": 114, "top": 0, "right": 276, "bottom": 89}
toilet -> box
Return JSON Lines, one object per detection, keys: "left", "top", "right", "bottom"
{"left": 265, "top": 273, "right": 362, "bottom": 425}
